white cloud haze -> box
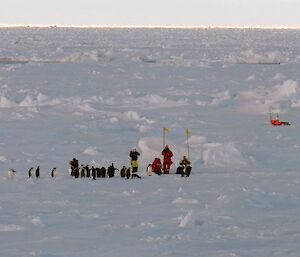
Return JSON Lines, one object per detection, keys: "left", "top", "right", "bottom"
{"left": 0, "top": 0, "right": 299, "bottom": 26}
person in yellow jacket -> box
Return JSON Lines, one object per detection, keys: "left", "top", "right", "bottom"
{"left": 129, "top": 148, "right": 140, "bottom": 173}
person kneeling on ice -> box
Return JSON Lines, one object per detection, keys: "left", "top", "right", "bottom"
{"left": 180, "top": 155, "right": 190, "bottom": 167}
{"left": 151, "top": 158, "right": 162, "bottom": 175}
{"left": 177, "top": 156, "right": 192, "bottom": 177}
{"left": 161, "top": 145, "right": 173, "bottom": 174}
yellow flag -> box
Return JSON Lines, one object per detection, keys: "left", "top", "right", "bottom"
{"left": 185, "top": 128, "right": 191, "bottom": 135}
{"left": 163, "top": 127, "right": 170, "bottom": 133}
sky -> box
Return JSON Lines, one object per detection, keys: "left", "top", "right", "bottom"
{"left": 0, "top": 0, "right": 300, "bottom": 27}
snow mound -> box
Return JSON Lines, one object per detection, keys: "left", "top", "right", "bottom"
{"left": 195, "top": 90, "right": 234, "bottom": 107}
{"left": 141, "top": 94, "right": 169, "bottom": 105}
{"left": 0, "top": 50, "right": 107, "bottom": 64}
{"left": 273, "top": 73, "right": 286, "bottom": 81}
{"left": 188, "top": 135, "right": 207, "bottom": 148}
{"left": 123, "top": 111, "right": 154, "bottom": 124}
{"left": 31, "top": 216, "right": 44, "bottom": 226}
{"left": 237, "top": 80, "right": 299, "bottom": 114}
{"left": 5, "top": 91, "right": 98, "bottom": 113}
{"left": 210, "top": 90, "right": 233, "bottom": 106}
{"left": 196, "top": 80, "right": 299, "bottom": 113}
{"left": 138, "top": 137, "right": 164, "bottom": 164}
{"left": 124, "top": 94, "right": 182, "bottom": 109}
{"left": 0, "top": 224, "right": 24, "bottom": 232}
{"left": 83, "top": 147, "right": 99, "bottom": 156}
{"left": 172, "top": 197, "right": 199, "bottom": 205}
{"left": 178, "top": 210, "right": 194, "bottom": 228}
{"left": 231, "top": 49, "right": 283, "bottom": 64}
{"left": 270, "top": 80, "right": 298, "bottom": 102}
{"left": 0, "top": 156, "right": 7, "bottom": 163}
{"left": 123, "top": 111, "right": 142, "bottom": 121}
{"left": 19, "top": 93, "right": 49, "bottom": 107}
{"left": 202, "top": 142, "right": 248, "bottom": 168}
{"left": 0, "top": 94, "right": 16, "bottom": 108}
{"left": 59, "top": 50, "right": 100, "bottom": 63}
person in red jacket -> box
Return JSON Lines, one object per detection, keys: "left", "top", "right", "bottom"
{"left": 161, "top": 145, "right": 173, "bottom": 174}
{"left": 151, "top": 158, "right": 162, "bottom": 175}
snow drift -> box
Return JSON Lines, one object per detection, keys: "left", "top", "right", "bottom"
{"left": 202, "top": 142, "right": 249, "bottom": 169}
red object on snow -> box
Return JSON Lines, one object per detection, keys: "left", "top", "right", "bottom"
{"left": 161, "top": 145, "right": 173, "bottom": 172}
{"left": 270, "top": 114, "right": 291, "bottom": 126}
{"left": 151, "top": 158, "right": 162, "bottom": 173}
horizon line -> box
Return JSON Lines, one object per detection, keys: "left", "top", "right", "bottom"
{"left": 0, "top": 24, "right": 300, "bottom": 29}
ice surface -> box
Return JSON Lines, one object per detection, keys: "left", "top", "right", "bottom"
{"left": 0, "top": 27, "right": 300, "bottom": 257}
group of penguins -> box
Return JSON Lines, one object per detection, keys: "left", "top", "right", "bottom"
{"left": 7, "top": 164, "right": 139, "bottom": 180}
{"left": 69, "top": 158, "right": 142, "bottom": 180}
{"left": 7, "top": 166, "right": 57, "bottom": 179}
{"left": 6, "top": 159, "right": 192, "bottom": 180}
{"left": 28, "top": 166, "right": 57, "bottom": 178}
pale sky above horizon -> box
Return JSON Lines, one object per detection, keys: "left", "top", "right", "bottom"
{"left": 0, "top": 0, "right": 299, "bottom": 26}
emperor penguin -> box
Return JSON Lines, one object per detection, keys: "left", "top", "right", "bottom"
{"left": 7, "top": 169, "right": 16, "bottom": 179}
{"left": 51, "top": 168, "right": 57, "bottom": 178}
{"left": 28, "top": 167, "right": 34, "bottom": 178}
{"left": 147, "top": 164, "right": 152, "bottom": 176}
{"left": 35, "top": 166, "right": 40, "bottom": 178}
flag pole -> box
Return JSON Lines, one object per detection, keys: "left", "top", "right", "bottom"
{"left": 163, "top": 128, "right": 166, "bottom": 149}
{"left": 186, "top": 128, "right": 190, "bottom": 159}
{"left": 163, "top": 127, "right": 169, "bottom": 149}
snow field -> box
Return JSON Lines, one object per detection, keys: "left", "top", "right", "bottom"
{"left": 0, "top": 28, "right": 300, "bottom": 256}
{"left": 1, "top": 170, "right": 300, "bottom": 257}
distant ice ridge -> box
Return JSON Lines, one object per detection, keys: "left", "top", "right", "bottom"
{"left": 1, "top": 24, "right": 300, "bottom": 29}
{"left": 0, "top": 91, "right": 185, "bottom": 111}
{"left": 0, "top": 224, "right": 24, "bottom": 232}
{"left": 0, "top": 94, "right": 16, "bottom": 108}
{"left": 0, "top": 77, "right": 297, "bottom": 123}
{"left": 228, "top": 49, "right": 284, "bottom": 64}
{"left": 1, "top": 79, "right": 299, "bottom": 118}
{"left": 195, "top": 80, "right": 300, "bottom": 114}
{"left": 0, "top": 49, "right": 112, "bottom": 64}
{"left": 237, "top": 80, "right": 299, "bottom": 114}
{"left": 122, "top": 94, "right": 183, "bottom": 109}
{"left": 0, "top": 41, "right": 294, "bottom": 68}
